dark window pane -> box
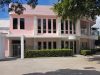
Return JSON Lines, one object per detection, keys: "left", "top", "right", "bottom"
{"left": 61, "top": 20, "right": 64, "bottom": 30}
{"left": 38, "top": 42, "right": 41, "bottom": 50}
{"left": 43, "top": 19, "right": 46, "bottom": 33}
{"left": 13, "top": 18, "right": 18, "bottom": 29}
{"left": 61, "top": 31, "right": 64, "bottom": 34}
{"left": 70, "top": 20, "right": 72, "bottom": 34}
{"left": 70, "top": 31, "right": 72, "bottom": 34}
{"left": 73, "top": 21, "right": 76, "bottom": 34}
{"left": 65, "top": 20, "right": 68, "bottom": 30}
{"left": 61, "top": 41, "right": 64, "bottom": 49}
{"left": 12, "top": 40, "right": 20, "bottom": 44}
{"left": 70, "top": 20, "right": 72, "bottom": 30}
{"left": 48, "top": 42, "right": 52, "bottom": 49}
{"left": 65, "top": 20, "right": 68, "bottom": 34}
{"left": 38, "top": 19, "right": 41, "bottom": 33}
{"left": 53, "top": 19, "right": 56, "bottom": 33}
{"left": 65, "top": 41, "right": 68, "bottom": 48}
{"left": 43, "top": 42, "right": 47, "bottom": 49}
{"left": 70, "top": 41, "right": 73, "bottom": 49}
{"left": 53, "top": 42, "right": 56, "bottom": 49}
{"left": 38, "top": 30, "right": 41, "bottom": 33}
{"left": 61, "top": 20, "right": 64, "bottom": 34}
{"left": 20, "top": 18, "right": 25, "bottom": 29}
{"left": 48, "top": 19, "right": 51, "bottom": 33}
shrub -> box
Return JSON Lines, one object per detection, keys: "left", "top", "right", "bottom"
{"left": 91, "top": 49, "right": 96, "bottom": 54}
{"left": 25, "top": 49, "right": 73, "bottom": 58}
{"left": 80, "top": 50, "right": 91, "bottom": 56}
{"left": 95, "top": 48, "right": 100, "bottom": 52}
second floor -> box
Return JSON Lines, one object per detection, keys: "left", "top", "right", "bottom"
{"left": 9, "top": 15, "right": 97, "bottom": 37}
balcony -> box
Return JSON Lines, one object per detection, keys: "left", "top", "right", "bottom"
{"left": 81, "top": 29, "right": 88, "bottom": 35}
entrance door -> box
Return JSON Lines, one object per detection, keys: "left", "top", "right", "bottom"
{"left": 70, "top": 41, "right": 76, "bottom": 54}
{"left": 12, "top": 40, "right": 21, "bottom": 57}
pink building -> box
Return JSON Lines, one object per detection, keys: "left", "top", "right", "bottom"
{"left": 0, "top": 5, "right": 98, "bottom": 59}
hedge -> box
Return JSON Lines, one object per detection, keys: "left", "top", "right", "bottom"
{"left": 91, "top": 49, "right": 96, "bottom": 54}
{"left": 95, "top": 48, "right": 100, "bottom": 52}
{"left": 80, "top": 50, "right": 92, "bottom": 56}
{"left": 25, "top": 49, "right": 73, "bottom": 58}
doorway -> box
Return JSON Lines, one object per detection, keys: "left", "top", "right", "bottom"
{"left": 12, "top": 40, "right": 21, "bottom": 57}
{"left": 70, "top": 41, "right": 76, "bottom": 54}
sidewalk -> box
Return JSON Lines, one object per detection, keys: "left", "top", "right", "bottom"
{"left": 0, "top": 55, "right": 100, "bottom": 75}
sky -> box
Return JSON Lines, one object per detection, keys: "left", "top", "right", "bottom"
{"left": 0, "top": 0, "right": 58, "bottom": 19}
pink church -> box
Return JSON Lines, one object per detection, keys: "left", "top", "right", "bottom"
{"left": 0, "top": 5, "right": 98, "bottom": 59}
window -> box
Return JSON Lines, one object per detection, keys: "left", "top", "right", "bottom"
{"left": 37, "top": 19, "right": 41, "bottom": 33}
{"left": 70, "top": 41, "right": 73, "bottom": 49}
{"left": 48, "top": 19, "right": 51, "bottom": 33}
{"left": 43, "top": 42, "right": 47, "bottom": 49}
{"left": 53, "top": 19, "right": 56, "bottom": 33}
{"left": 70, "top": 20, "right": 72, "bottom": 34}
{"left": 65, "top": 20, "right": 68, "bottom": 34}
{"left": 48, "top": 42, "right": 52, "bottom": 49}
{"left": 13, "top": 18, "right": 18, "bottom": 29}
{"left": 53, "top": 42, "right": 56, "bottom": 49}
{"left": 20, "top": 18, "right": 25, "bottom": 29}
{"left": 61, "top": 41, "right": 64, "bottom": 49}
{"left": 43, "top": 19, "right": 46, "bottom": 33}
{"left": 73, "top": 21, "right": 76, "bottom": 34}
{"left": 65, "top": 41, "right": 68, "bottom": 48}
{"left": 38, "top": 42, "right": 42, "bottom": 50}
{"left": 61, "top": 20, "right": 64, "bottom": 34}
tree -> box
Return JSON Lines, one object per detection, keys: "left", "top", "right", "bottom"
{"left": 0, "top": 0, "right": 38, "bottom": 15}
{"left": 53, "top": 0, "right": 100, "bottom": 20}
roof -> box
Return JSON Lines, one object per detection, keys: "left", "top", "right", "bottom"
{"left": 0, "top": 20, "right": 10, "bottom": 28}
{"left": 10, "top": 5, "right": 56, "bottom": 16}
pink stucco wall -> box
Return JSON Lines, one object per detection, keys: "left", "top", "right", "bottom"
{"left": 10, "top": 15, "right": 34, "bottom": 36}
{"left": 5, "top": 39, "right": 9, "bottom": 57}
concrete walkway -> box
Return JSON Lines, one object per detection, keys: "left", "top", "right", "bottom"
{"left": 0, "top": 55, "right": 100, "bottom": 75}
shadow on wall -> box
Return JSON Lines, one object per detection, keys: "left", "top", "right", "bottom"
{"left": 23, "top": 69, "right": 100, "bottom": 75}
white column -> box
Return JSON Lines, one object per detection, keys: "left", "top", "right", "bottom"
{"left": 76, "top": 19, "right": 81, "bottom": 36}
{"left": 88, "top": 22, "right": 91, "bottom": 35}
{"left": 73, "top": 41, "right": 74, "bottom": 54}
{"left": 89, "top": 39, "right": 92, "bottom": 49}
{"left": 69, "top": 41, "right": 70, "bottom": 49}
{"left": 33, "top": 16, "right": 37, "bottom": 35}
{"left": 57, "top": 17, "right": 61, "bottom": 35}
{"left": 57, "top": 39, "right": 61, "bottom": 49}
{"left": 21, "top": 35, "right": 24, "bottom": 59}
{"left": 0, "top": 33, "right": 5, "bottom": 59}
{"left": 79, "top": 39, "right": 81, "bottom": 53}
{"left": 76, "top": 39, "right": 80, "bottom": 54}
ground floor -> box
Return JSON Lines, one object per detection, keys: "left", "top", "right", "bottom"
{"left": 5, "top": 36, "right": 95, "bottom": 58}
{"left": 0, "top": 55, "right": 100, "bottom": 75}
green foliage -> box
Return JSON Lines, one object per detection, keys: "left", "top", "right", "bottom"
{"left": 25, "top": 49, "right": 73, "bottom": 58}
{"left": 80, "top": 50, "right": 92, "bottom": 56}
{"left": 91, "top": 49, "right": 96, "bottom": 54}
{"left": 53, "top": 0, "right": 100, "bottom": 20}
{"left": 95, "top": 48, "right": 100, "bottom": 52}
